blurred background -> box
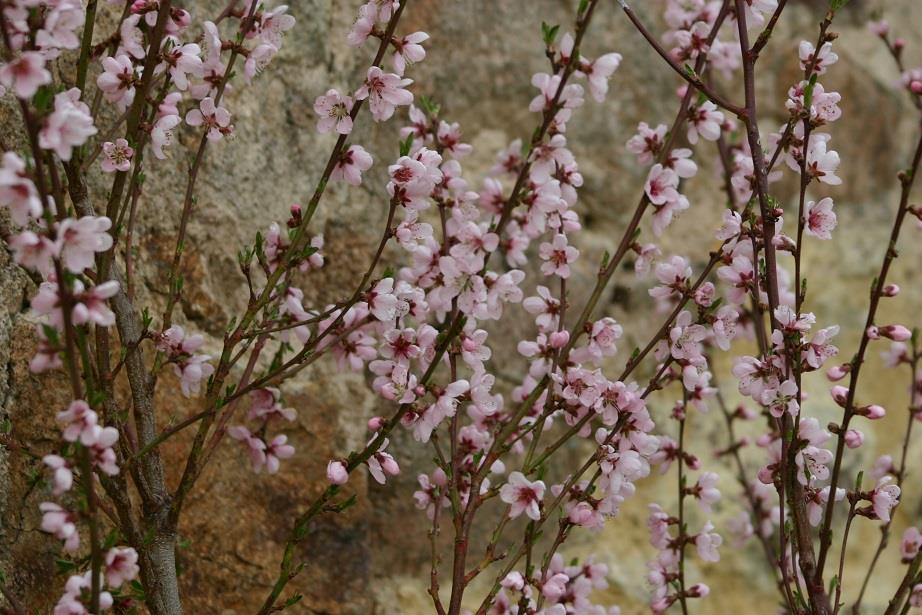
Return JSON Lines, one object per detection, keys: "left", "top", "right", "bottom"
{"left": 2, "top": 0, "right": 921, "bottom": 613}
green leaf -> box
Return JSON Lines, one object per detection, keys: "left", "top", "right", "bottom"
{"left": 32, "top": 85, "right": 55, "bottom": 113}
{"left": 541, "top": 21, "right": 560, "bottom": 47}
{"left": 419, "top": 95, "right": 440, "bottom": 117}
{"left": 577, "top": 0, "right": 590, "bottom": 16}
{"left": 829, "top": 0, "right": 851, "bottom": 11}
{"left": 399, "top": 133, "right": 414, "bottom": 157}
{"left": 803, "top": 74, "right": 818, "bottom": 110}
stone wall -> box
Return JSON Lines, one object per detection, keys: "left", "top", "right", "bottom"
{"left": 2, "top": 0, "right": 922, "bottom": 613}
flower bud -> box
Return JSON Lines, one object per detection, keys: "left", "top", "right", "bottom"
{"left": 845, "top": 429, "right": 864, "bottom": 448}
{"left": 826, "top": 364, "right": 850, "bottom": 382}
{"left": 326, "top": 460, "right": 349, "bottom": 485}
{"left": 432, "top": 467, "right": 448, "bottom": 486}
{"left": 857, "top": 404, "right": 886, "bottom": 420}
{"left": 882, "top": 284, "right": 900, "bottom": 297}
{"left": 687, "top": 583, "right": 710, "bottom": 598}
{"left": 831, "top": 385, "right": 849, "bottom": 406}
{"left": 866, "top": 325, "right": 880, "bottom": 340}
{"left": 381, "top": 455, "right": 400, "bottom": 476}
{"left": 549, "top": 330, "right": 570, "bottom": 349}
{"left": 879, "top": 325, "right": 912, "bottom": 341}
{"left": 367, "top": 416, "right": 385, "bottom": 431}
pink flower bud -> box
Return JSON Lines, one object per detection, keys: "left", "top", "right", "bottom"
{"left": 757, "top": 465, "right": 775, "bottom": 485}
{"left": 432, "top": 467, "right": 448, "bottom": 487}
{"left": 831, "top": 385, "right": 849, "bottom": 406}
{"left": 880, "top": 325, "right": 912, "bottom": 341}
{"left": 895, "top": 38, "right": 906, "bottom": 50}
{"left": 868, "top": 20, "right": 889, "bottom": 37}
{"left": 687, "top": 583, "right": 710, "bottom": 598}
{"left": 845, "top": 429, "right": 864, "bottom": 448}
{"left": 882, "top": 284, "right": 900, "bottom": 297}
{"left": 685, "top": 454, "right": 701, "bottom": 470}
{"left": 326, "top": 460, "right": 349, "bottom": 485}
{"left": 826, "top": 364, "right": 850, "bottom": 381}
{"left": 858, "top": 404, "right": 886, "bottom": 420}
{"left": 549, "top": 330, "right": 570, "bottom": 349}
{"left": 367, "top": 416, "right": 385, "bottom": 431}
{"left": 380, "top": 455, "right": 400, "bottom": 476}
{"left": 866, "top": 325, "right": 880, "bottom": 340}
{"left": 912, "top": 81, "right": 922, "bottom": 95}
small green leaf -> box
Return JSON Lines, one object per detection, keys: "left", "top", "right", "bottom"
{"left": 32, "top": 85, "right": 55, "bottom": 113}
{"left": 829, "top": 0, "right": 851, "bottom": 11}
{"left": 399, "top": 133, "right": 414, "bottom": 157}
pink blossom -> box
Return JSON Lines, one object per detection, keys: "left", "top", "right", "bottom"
{"left": 56, "top": 572, "right": 114, "bottom": 613}
{"left": 332, "top": 145, "right": 373, "bottom": 185}
{"left": 500, "top": 471, "right": 546, "bottom": 520}
{"left": 870, "top": 476, "right": 901, "bottom": 522}
{"left": 104, "top": 547, "right": 140, "bottom": 588}
{"left": 763, "top": 379, "right": 799, "bottom": 418}
{"left": 437, "top": 121, "right": 473, "bottom": 158}
{"left": 881, "top": 342, "right": 909, "bottom": 368}
{"left": 158, "top": 41, "right": 203, "bottom": 90}
{"left": 664, "top": 148, "right": 697, "bottom": 179}
{"left": 687, "top": 101, "right": 724, "bottom": 144}
{"left": 805, "top": 136, "right": 841, "bottom": 185}
{"left": 804, "top": 197, "right": 836, "bottom": 240}
{"left": 541, "top": 572, "right": 569, "bottom": 601}
{"left": 539, "top": 233, "right": 579, "bottom": 278}
{"left": 228, "top": 425, "right": 268, "bottom": 472}
{"left": 118, "top": 14, "right": 146, "bottom": 59}
{"left": 96, "top": 54, "right": 136, "bottom": 110}
{"left": 644, "top": 164, "right": 680, "bottom": 206}
{"left": 0, "top": 152, "right": 43, "bottom": 225}
{"left": 367, "top": 438, "right": 401, "bottom": 484}
{"left": 186, "top": 97, "right": 233, "bottom": 141}
{"left": 151, "top": 113, "right": 182, "bottom": 159}
{"left": 244, "top": 43, "right": 278, "bottom": 83}
{"left": 693, "top": 472, "right": 721, "bottom": 512}
{"left": 43, "top": 454, "right": 73, "bottom": 495}
{"left": 392, "top": 31, "right": 429, "bottom": 75}
{"left": 100, "top": 139, "right": 134, "bottom": 173}
{"left": 347, "top": 4, "right": 377, "bottom": 47}
{"left": 39, "top": 88, "right": 97, "bottom": 161}
{"left": 264, "top": 434, "right": 295, "bottom": 474}
{"left": 40, "top": 502, "right": 80, "bottom": 552}
{"left": 56, "top": 400, "right": 99, "bottom": 445}
{"left": 8, "top": 231, "right": 56, "bottom": 276}
{"left": 583, "top": 52, "right": 622, "bottom": 102}
{"left": 627, "top": 122, "right": 666, "bottom": 165}
{"left": 0, "top": 51, "right": 52, "bottom": 99}
{"left": 529, "top": 72, "right": 584, "bottom": 113}
{"left": 58, "top": 216, "right": 114, "bottom": 273}
{"left": 695, "top": 521, "right": 722, "bottom": 562}
{"left": 355, "top": 67, "right": 414, "bottom": 122}
{"left": 901, "top": 527, "right": 922, "bottom": 562}
{"left": 712, "top": 305, "right": 739, "bottom": 351}
{"left": 314, "top": 89, "right": 354, "bottom": 134}
{"left": 799, "top": 40, "right": 838, "bottom": 75}
{"left": 173, "top": 352, "right": 215, "bottom": 398}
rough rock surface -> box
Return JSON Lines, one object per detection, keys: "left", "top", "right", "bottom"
{"left": 2, "top": 1, "right": 922, "bottom": 613}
